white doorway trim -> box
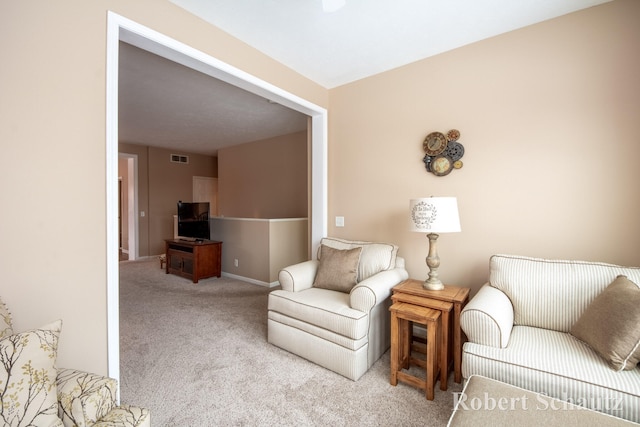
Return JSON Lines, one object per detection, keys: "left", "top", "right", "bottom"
{"left": 106, "top": 12, "right": 328, "bottom": 381}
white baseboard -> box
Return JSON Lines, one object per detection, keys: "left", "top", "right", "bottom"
{"left": 221, "top": 272, "right": 280, "bottom": 288}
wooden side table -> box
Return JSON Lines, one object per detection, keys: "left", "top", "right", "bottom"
{"left": 392, "top": 279, "right": 470, "bottom": 390}
{"left": 389, "top": 302, "right": 441, "bottom": 401}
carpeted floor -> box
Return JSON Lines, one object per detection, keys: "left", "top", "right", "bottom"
{"left": 119, "top": 258, "right": 462, "bottom": 426}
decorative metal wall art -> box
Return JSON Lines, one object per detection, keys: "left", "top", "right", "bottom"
{"left": 422, "top": 129, "right": 465, "bottom": 176}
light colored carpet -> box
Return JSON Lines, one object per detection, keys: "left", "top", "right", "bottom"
{"left": 119, "top": 258, "right": 462, "bottom": 426}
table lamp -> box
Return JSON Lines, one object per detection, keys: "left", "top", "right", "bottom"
{"left": 409, "top": 197, "right": 461, "bottom": 290}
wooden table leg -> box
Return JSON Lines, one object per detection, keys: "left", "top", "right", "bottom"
{"left": 401, "top": 320, "right": 411, "bottom": 369}
{"left": 453, "top": 302, "right": 463, "bottom": 383}
{"left": 440, "top": 310, "right": 450, "bottom": 390}
{"left": 390, "top": 311, "right": 399, "bottom": 386}
{"left": 425, "top": 317, "right": 438, "bottom": 401}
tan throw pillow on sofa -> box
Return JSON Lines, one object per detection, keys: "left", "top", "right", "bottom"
{"left": 313, "top": 245, "right": 362, "bottom": 293}
{"left": 570, "top": 275, "right": 640, "bottom": 371}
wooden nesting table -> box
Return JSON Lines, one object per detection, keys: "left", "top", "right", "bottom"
{"left": 391, "top": 279, "right": 470, "bottom": 390}
{"left": 389, "top": 302, "right": 441, "bottom": 400}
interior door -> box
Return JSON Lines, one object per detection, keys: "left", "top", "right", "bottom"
{"left": 193, "top": 176, "right": 218, "bottom": 216}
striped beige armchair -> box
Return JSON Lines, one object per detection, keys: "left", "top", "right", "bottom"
{"left": 460, "top": 255, "right": 640, "bottom": 423}
{"left": 268, "top": 237, "right": 409, "bottom": 381}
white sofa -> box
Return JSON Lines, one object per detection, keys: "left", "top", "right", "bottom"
{"left": 268, "top": 237, "right": 409, "bottom": 381}
{"left": 460, "top": 255, "right": 640, "bottom": 423}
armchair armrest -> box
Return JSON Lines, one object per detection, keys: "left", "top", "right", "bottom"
{"left": 278, "top": 260, "right": 319, "bottom": 292}
{"left": 57, "top": 368, "right": 117, "bottom": 427}
{"left": 460, "top": 283, "right": 514, "bottom": 348}
{"left": 350, "top": 266, "right": 409, "bottom": 312}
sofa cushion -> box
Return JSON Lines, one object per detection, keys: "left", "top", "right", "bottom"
{"left": 462, "top": 326, "right": 640, "bottom": 421}
{"left": 571, "top": 275, "right": 640, "bottom": 371}
{"left": 0, "top": 319, "right": 64, "bottom": 427}
{"left": 0, "top": 296, "right": 13, "bottom": 339}
{"left": 489, "top": 255, "right": 640, "bottom": 332}
{"left": 319, "top": 237, "right": 399, "bottom": 282}
{"left": 313, "top": 245, "right": 362, "bottom": 293}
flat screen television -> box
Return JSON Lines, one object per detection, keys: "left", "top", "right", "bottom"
{"left": 177, "top": 201, "right": 210, "bottom": 240}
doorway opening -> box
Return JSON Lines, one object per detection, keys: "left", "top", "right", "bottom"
{"left": 118, "top": 153, "right": 138, "bottom": 261}
{"left": 106, "top": 12, "right": 328, "bottom": 382}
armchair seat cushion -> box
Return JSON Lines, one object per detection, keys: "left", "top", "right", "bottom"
{"left": 268, "top": 311, "right": 368, "bottom": 351}
{"left": 268, "top": 288, "right": 369, "bottom": 340}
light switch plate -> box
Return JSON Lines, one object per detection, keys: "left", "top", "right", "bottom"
{"left": 336, "top": 216, "right": 344, "bottom": 227}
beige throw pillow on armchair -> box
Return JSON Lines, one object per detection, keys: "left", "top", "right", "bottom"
{"left": 312, "top": 245, "right": 362, "bottom": 293}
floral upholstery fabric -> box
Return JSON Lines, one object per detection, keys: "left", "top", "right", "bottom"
{"left": 0, "top": 319, "right": 64, "bottom": 427}
{"left": 0, "top": 296, "right": 149, "bottom": 427}
{"left": 56, "top": 368, "right": 118, "bottom": 427}
{"left": 92, "top": 405, "right": 150, "bottom": 427}
{"left": 0, "top": 297, "right": 13, "bottom": 339}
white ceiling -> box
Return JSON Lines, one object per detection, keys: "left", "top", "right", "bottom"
{"left": 119, "top": 0, "right": 609, "bottom": 155}
{"left": 118, "top": 42, "right": 309, "bottom": 156}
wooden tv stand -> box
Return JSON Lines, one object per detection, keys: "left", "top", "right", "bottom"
{"left": 165, "top": 239, "right": 222, "bottom": 283}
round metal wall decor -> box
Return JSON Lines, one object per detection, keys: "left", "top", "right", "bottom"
{"left": 422, "top": 129, "right": 465, "bottom": 177}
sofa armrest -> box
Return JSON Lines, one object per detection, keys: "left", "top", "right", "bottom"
{"left": 93, "top": 405, "right": 150, "bottom": 427}
{"left": 460, "top": 283, "right": 514, "bottom": 348}
{"left": 278, "top": 260, "right": 319, "bottom": 292}
{"left": 57, "top": 368, "right": 118, "bottom": 427}
{"left": 350, "top": 266, "right": 409, "bottom": 312}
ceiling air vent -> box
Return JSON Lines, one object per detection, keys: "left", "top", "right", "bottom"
{"left": 170, "top": 154, "right": 189, "bottom": 164}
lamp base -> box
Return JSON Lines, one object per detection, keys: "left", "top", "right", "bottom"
{"left": 424, "top": 232, "right": 444, "bottom": 290}
{"left": 423, "top": 277, "right": 444, "bottom": 291}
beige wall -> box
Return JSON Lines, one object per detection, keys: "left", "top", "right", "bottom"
{"left": 2, "top": 0, "right": 638, "bottom": 381}
{"left": 119, "top": 144, "right": 217, "bottom": 256}
{"left": 0, "top": 0, "right": 326, "bottom": 375}
{"left": 147, "top": 147, "right": 216, "bottom": 254}
{"left": 211, "top": 218, "right": 308, "bottom": 284}
{"left": 218, "top": 131, "right": 308, "bottom": 218}
{"left": 328, "top": 0, "right": 640, "bottom": 295}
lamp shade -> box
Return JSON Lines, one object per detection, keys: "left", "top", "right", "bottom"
{"left": 409, "top": 197, "right": 461, "bottom": 233}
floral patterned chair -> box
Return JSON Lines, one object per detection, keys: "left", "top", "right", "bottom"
{"left": 0, "top": 297, "right": 150, "bottom": 427}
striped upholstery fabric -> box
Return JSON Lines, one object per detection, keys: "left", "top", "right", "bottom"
{"left": 490, "top": 255, "right": 640, "bottom": 332}
{"left": 268, "top": 311, "right": 368, "bottom": 350}
{"left": 463, "top": 326, "right": 640, "bottom": 422}
{"left": 268, "top": 317, "right": 370, "bottom": 381}
{"left": 268, "top": 238, "right": 408, "bottom": 381}
{"left": 268, "top": 288, "right": 369, "bottom": 340}
{"left": 460, "top": 284, "right": 514, "bottom": 348}
{"left": 462, "top": 255, "right": 640, "bottom": 423}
